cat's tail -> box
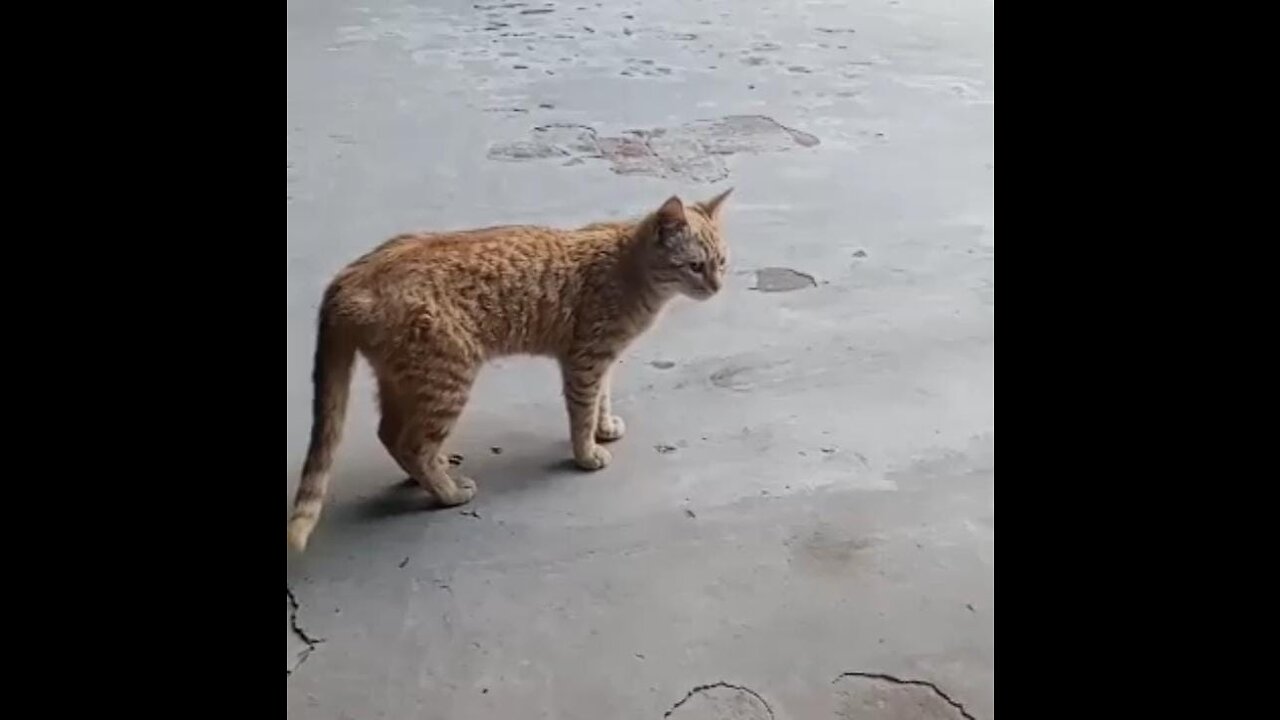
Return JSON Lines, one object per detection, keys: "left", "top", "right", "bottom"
{"left": 288, "top": 293, "right": 357, "bottom": 552}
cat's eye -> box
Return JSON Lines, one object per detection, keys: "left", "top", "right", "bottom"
{"left": 689, "top": 261, "right": 706, "bottom": 273}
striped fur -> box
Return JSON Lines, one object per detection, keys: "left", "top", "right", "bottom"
{"left": 287, "top": 191, "right": 732, "bottom": 551}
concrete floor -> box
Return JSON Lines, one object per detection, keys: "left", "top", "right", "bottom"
{"left": 287, "top": 0, "right": 993, "bottom": 717}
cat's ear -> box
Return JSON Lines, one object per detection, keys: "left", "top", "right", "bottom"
{"left": 655, "top": 195, "right": 688, "bottom": 237}
{"left": 697, "top": 187, "right": 734, "bottom": 222}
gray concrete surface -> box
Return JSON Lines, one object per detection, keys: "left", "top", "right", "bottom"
{"left": 287, "top": 0, "right": 993, "bottom": 717}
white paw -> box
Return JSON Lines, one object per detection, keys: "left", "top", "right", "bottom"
{"left": 575, "top": 445, "right": 612, "bottom": 471}
{"left": 596, "top": 415, "right": 627, "bottom": 442}
{"left": 439, "top": 477, "right": 477, "bottom": 506}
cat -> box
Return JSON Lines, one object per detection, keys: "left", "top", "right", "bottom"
{"left": 287, "top": 189, "right": 733, "bottom": 551}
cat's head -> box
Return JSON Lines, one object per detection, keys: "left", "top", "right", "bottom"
{"left": 647, "top": 189, "right": 733, "bottom": 300}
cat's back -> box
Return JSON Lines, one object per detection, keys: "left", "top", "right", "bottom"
{"left": 331, "top": 222, "right": 627, "bottom": 312}
{"left": 359, "top": 223, "right": 619, "bottom": 273}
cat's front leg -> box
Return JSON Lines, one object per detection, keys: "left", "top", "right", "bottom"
{"left": 561, "top": 354, "right": 613, "bottom": 470}
{"left": 595, "top": 367, "right": 626, "bottom": 442}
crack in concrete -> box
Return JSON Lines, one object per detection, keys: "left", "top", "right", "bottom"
{"left": 288, "top": 646, "right": 316, "bottom": 677}
{"left": 832, "top": 672, "right": 976, "bottom": 720}
{"left": 663, "top": 681, "right": 776, "bottom": 719}
{"left": 287, "top": 587, "right": 325, "bottom": 645}
{"left": 287, "top": 586, "right": 325, "bottom": 677}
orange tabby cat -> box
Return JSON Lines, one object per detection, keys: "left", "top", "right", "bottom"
{"left": 287, "top": 190, "right": 732, "bottom": 551}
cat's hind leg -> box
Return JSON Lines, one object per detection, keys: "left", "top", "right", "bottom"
{"left": 391, "top": 358, "right": 479, "bottom": 506}
{"left": 376, "top": 376, "right": 416, "bottom": 478}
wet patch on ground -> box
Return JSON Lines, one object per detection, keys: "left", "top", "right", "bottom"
{"left": 489, "top": 115, "right": 818, "bottom": 182}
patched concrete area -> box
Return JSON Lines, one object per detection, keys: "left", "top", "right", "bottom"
{"left": 832, "top": 672, "right": 977, "bottom": 719}
{"left": 489, "top": 115, "right": 819, "bottom": 182}
{"left": 287, "top": 0, "right": 993, "bottom": 717}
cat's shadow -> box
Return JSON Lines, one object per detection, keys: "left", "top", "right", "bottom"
{"left": 542, "top": 457, "right": 585, "bottom": 473}
{"left": 347, "top": 439, "right": 581, "bottom": 523}
{"left": 284, "top": 438, "right": 590, "bottom": 570}
{"left": 351, "top": 478, "right": 444, "bottom": 521}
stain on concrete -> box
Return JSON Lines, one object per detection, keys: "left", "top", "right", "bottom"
{"left": 486, "top": 139, "right": 566, "bottom": 160}
{"left": 750, "top": 267, "right": 817, "bottom": 292}
{"left": 895, "top": 74, "right": 992, "bottom": 104}
{"left": 884, "top": 434, "right": 994, "bottom": 491}
{"left": 489, "top": 116, "right": 818, "bottom": 182}
{"left": 620, "top": 58, "right": 675, "bottom": 77}
{"left": 663, "top": 682, "right": 775, "bottom": 719}
{"left": 789, "top": 528, "right": 880, "bottom": 576}
{"left": 709, "top": 365, "right": 751, "bottom": 391}
{"left": 705, "top": 360, "right": 799, "bottom": 393}
{"left": 976, "top": 278, "right": 993, "bottom": 305}
{"left": 832, "top": 672, "right": 976, "bottom": 720}
{"left": 650, "top": 360, "right": 676, "bottom": 369}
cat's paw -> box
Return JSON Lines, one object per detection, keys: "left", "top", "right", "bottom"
{"left": 596, "top": 415, "right": 626, "bottom": 442}
{"left": 574, "top": 445, "right": 612, "bottom": 471}
{"left": 438, "top": 477, "right": 477, "bottom": 507}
